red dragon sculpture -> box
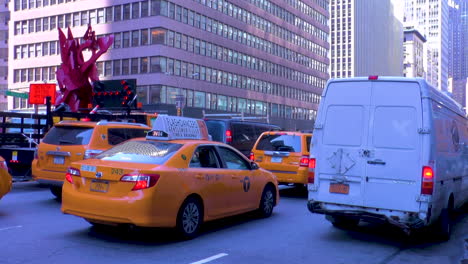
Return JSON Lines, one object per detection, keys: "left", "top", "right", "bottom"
{"left": 55, "top": 25, "right": 114, "bottom": 112}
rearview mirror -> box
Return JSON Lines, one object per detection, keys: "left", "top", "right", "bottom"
{"left": 251, "top": 162, "right": 259, "bottom": 170}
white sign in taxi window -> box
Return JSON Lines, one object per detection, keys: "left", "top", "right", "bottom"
{"left": 147, "top": 115, "right": 209, "bottom": 140}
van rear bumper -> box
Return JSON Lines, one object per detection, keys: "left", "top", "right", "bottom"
{"left": 307, "top": 200, "right": 426, "bottom": 230}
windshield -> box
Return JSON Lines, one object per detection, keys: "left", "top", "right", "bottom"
{"left": 256, "top": 134, "right": 302, "bottom": 152}
{"left": 95, "top": 140, "right": 182, "bottom": 164}
{"left": 206, "top": 120, "right": 226, "bottom": 142}
{"left": 42, "top": 126, "right": 94, "bottom": 145}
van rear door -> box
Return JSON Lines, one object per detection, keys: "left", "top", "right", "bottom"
{"left": 315, "top": 81, "right": 372, "bottom": 207}
{"left": 364, "top": 81, "right": 423, "bottom": 212}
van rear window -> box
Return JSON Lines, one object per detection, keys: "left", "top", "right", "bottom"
{"left": 96, "top": 141, "right": 182, "bottom": 164}
{"left": 42, "top": 126, "right": 93, "bottom": 145}
{"left": 256, "top": 134, "right": 301, "bottom": 152}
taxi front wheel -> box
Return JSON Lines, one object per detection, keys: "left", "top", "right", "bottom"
{"left": 257, "top": 185, "right": 275, "bottom": 218}
{"left": 176, "top": 197, "right": 203, "bottom": 240}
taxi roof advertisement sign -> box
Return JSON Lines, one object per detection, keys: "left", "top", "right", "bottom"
{"left": 29, "top": 83, "right": 57, "bottom": 105}
{"left": 148, "top": 115, "right": 209, "bottom": 140}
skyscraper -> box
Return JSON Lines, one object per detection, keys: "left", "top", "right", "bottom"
{"left": 448, "top": 0, "right": 468, "bottom": 107}
{"left": 329, "top": 0, "right": 403, "bottom": 79}
{"left": 403, "top": 0, "right": 449, "bottom": 91}
{"left": 8, "top": 0, "right": 330, "bottom": 130}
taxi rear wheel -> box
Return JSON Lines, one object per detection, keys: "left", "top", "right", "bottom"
{"left": 176, "top": 197, "right": 203, "bottom": 239}
{"left": 257, "top": 185, "right": 275, "bottom": 218}
{"left": 50, "top": 186, "right": 62, "bottom": 200}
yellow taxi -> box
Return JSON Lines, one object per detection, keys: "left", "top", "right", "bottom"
{"left": 32, "top": 120, "right": 151, "bottom": 198}
{"left": 250, "top": 131, "right": 312, "bottom": 187}
{"left": 0, "top": 156, "right": 12, "bottom": 200}
{"left": 61, "top": 116, "right": 278, "bottom": 239}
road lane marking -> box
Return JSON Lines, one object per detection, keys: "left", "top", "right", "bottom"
{"left": 190, "top": 253, "right": 228, "bottom": 264}
{"left": 0, "top": 225, "right": 22, "bottom": 231}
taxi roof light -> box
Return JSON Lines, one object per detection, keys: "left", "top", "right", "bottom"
{"left": 146, "top": 115, "right": 209, "bottom": 141}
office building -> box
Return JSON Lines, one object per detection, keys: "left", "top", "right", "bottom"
{"left": 8, "top": 0, "right": 330, "bottom": 130}
{"left": 403, "top": 0, "right": 449, "bottom": 91}
{"left": 329, "top": 0, "right": 403, "bottom": 78}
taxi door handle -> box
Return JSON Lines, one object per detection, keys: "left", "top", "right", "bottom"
{"left": 195, "top": 174, "right": 204, "bottom": 179}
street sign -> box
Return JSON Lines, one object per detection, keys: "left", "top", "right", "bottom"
{"left": 29, "top": 83, "right": 56, "bottom": 104}
{"left": 5, "top": 90, "right": 29, "bottom": 99}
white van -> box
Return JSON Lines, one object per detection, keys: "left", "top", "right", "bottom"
{"left": 307, "top": 76, "right": 468, "bottom": 240}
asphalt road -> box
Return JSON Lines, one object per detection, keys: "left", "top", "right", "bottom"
{"left": 0, "top": 182, "right": 467, "bottom": 264}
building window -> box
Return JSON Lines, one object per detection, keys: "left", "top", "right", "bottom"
{"left": 121, "top": 59, "right": 129, "bottom": 75}
{"left": 131, "top": 30, "right": 139, "bottom": 47}
{"left": 140, "top": 57, "right": 148, "bottom": 73}
{"left": 113, "top": 60, "right": 121, "bottom": 75}
{"left": 132, "top": 2, "right": 140, "bottom": 19}
{"left": 141, "top": 29, "right": 149, "bottom": 45}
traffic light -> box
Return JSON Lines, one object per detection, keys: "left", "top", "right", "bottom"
{"left": 92, "top": 81, "right": 105, "bottom": 107}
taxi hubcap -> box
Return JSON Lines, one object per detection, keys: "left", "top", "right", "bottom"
{"left": 182, "top": 203, "right": 200, "bottom": 234}
{"left": 263, "top": 190, "right": 274, "bottom": 214}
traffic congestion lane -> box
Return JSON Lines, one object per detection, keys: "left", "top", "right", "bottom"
{"left": 0, "top": 182, "right": 467, "bottom": 264}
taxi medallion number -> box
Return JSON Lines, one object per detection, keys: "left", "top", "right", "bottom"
{"left": 53, "top": 156, "right": 65, "bottom": 165}
{"left": 329, "top": 183, "right": 349, "bottom": 194}
{"left": 271, "top": 156, "right": 282, "bottom": 163}
{"left": 90, "top": 179, "right": 109, "bottom": 193}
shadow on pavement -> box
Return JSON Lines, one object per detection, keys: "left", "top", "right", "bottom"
{"left": 279, "top": 185, "right": 307, "bottom": 199}
{"left": 67, "top": 210, "right": 274, "bottom": 246}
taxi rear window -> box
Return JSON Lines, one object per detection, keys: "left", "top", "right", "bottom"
{"left": 256, "top": 134, "right": 301, "bottom": 152}
{"left": 42, "top": 126, "right": 94, "bottom": 145}
{"left": 95, "top": 140, "right": 182, "bottom": 164}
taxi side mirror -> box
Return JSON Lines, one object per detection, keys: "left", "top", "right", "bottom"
{"left": 250, "top": 162, "right": 259, "bottom": 170}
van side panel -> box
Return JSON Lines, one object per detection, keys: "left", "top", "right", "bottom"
{"left": 364, "top": 82, "right": 423, "bottom": 212}
{"left": 313, "top": 81, "right": 371, "bottom": 207}
{"left": 431, "top": 100, "right": 468, "bottom": 215}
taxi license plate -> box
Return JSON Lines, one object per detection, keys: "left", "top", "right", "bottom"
{"left": 329, "top": 183, "right": 349, "bottom": 194}
{"left": 90, "top": 180, "right": 109, "bottom": 193}
{"left": 53, "top": 156, "right": 65, "bottom": 165}
{"left": 271, "top": 156, "right": 283, "bottom": 163}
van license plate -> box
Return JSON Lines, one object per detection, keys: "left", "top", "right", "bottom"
{"left": 271, "top": 156, "right": 283, "bottom": 163}
{"left": 90, "top": 180, "right": 109, "bottom": 193}
{"left": 329, "top": 183, "right": 349, "bottom": 194}
{"left": 53, "top": 156, "right": 65, "bottom": 165}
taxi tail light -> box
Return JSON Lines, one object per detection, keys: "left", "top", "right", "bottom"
{"left": 66, "top": 167, "right": 80, "bottom": 184}
{"left": 308, "top": 158, "right": 316, "bottom": 184}
{"left": 226, "top": 130, "right": 233, "bottom": 143}
{"left": 300, "top": 156, "right": 309, "bottom": 167}
{"left": 421, "top": 166, "right": 434, "bottom": 195}
{"left": 120, "top": 174, "right": 160, "bottom": 191}
{"left": 249, "top": 152, "right": 255, "bottom": 161}
{"left": 0, "top": 160, "right": 7, "bottom": 170}
{"left": 84, "top": 149, "right": 103, "bottom": 159}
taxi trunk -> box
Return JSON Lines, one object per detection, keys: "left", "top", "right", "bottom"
{"left": 70, "top": 160, "right": 161, "bottom": 197}
{"left": 34, "top": 124, "right": 94, "bottom": 181}
{"left": 253, "top": 133, "right": 310, "bottom": 185}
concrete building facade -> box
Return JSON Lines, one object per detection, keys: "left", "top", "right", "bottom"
{"left": 8, "top": 0, "right": 330, "bottom": 130}
{"left": 403, "top": 27, "right": 426, "bottom": 78}
{"left": 329, "top": 0, "right": 403, "bottom": 79}
{"left": 0, "top": 0, "right": 8, "bottom": 110}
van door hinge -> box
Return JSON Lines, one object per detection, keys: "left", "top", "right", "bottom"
{"left": 418, "top": 128, "right": 430, "bottom": 134}
{"left": 314, "top": 123, "right": 323, "bottom": 129}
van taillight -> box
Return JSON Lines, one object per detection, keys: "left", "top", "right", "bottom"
{"left": 300, "top": 156, "right": 309, "bottom": 167}
{"left": 226, "top": 130, "right": 232, "bottom": 143}
{"left": 421, "top": 166, "right": 434, "bottom": 195}
{"left": 249, "top": 152, "right": 255, "bottom": 161}
{"left": 308, "top": 158, "right": 316, "bottom": 183}
{"left": 120, "top": 173, "right": 160, "bottom": 191}
{"left": 66, "top": 167, "right": 80, "bottom": 184}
